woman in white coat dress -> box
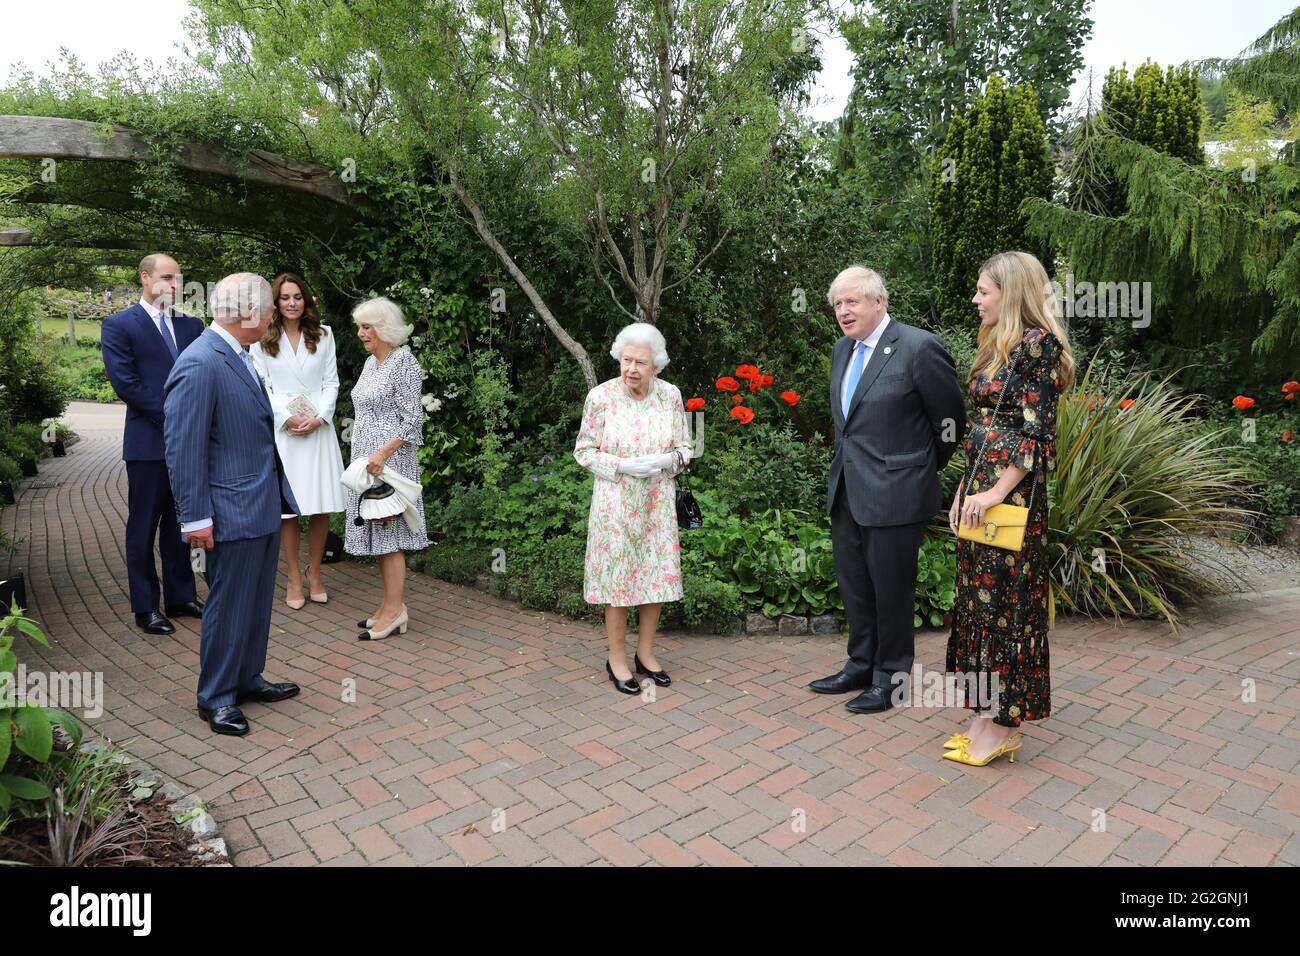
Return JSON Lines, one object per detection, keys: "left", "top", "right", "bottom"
{"left": 251, "top": 271, "right": 346, "bottom": 608}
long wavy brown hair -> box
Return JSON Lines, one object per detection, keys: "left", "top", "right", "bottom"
{"left": 259, "top": 271, "right": 323, "bottom": 356}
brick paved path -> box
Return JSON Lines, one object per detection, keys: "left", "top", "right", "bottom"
{"left": 3, "top": 403, "right": 1298, "bottom": 866}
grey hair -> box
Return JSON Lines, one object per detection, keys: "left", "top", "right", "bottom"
{"left": 827, "top": 265, "right": 888, "bottom": 309}
{"left": 609, "top": 321, "right": 670, "bottom": 371}
{"left": 352, "top": 296, "right": 413, "bottom": 347}
{"left": 211, "top": 273, "right": 273, "bottom": 324}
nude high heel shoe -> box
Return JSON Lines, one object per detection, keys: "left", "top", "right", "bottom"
{"left": 358, "top": 605, "right": 408, "bottom": 641}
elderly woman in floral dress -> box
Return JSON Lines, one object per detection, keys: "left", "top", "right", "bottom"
{"left": 574, "top": 322, "right": 695, "bottom": 694}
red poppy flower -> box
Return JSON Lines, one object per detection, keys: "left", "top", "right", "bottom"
{"left": 1232, "top": 395, "right": 1255, "bottom": 411}
{"left": 758, "top": 374, "right": 774, "bottom": 388}
{"left": 780, "top": 390, "right": 800, "bottom": 406}
{"left": 748, "top": 380, "right": 761, "bottom": 392}
{"left": 685, "top": 397, "right": 705, "bottom": 412}
{"left": 1288, "top": 393, "right": 1297, "bottom": 401}
{"left": 1120, "top": 398, "right": 1135, "bottom": 410}
{"left": 734, "top": 364, "right": 760, "bottom": 381}
{"left": 731, "top": 395, "right": 744, "bottom": 404}
{"left": 1284, "top": 431, "right": 1295, "bottom": 443}
{"left": 1282, "top": 381, "right": 1300, "bottom": 394}
{"left": 729, "top": 405, "right": 754, "bottom": 424}
{"left": 716, "top": 376, "right": 739, "bottom": 392}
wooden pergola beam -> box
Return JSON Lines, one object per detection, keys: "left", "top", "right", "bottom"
{"left": 0, "top": 227, "right": 151, "bottom": 249}
{"left": 0, "top": 114, "right": 355, "bottom": 207}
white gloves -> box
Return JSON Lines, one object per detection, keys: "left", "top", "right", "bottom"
{"left": 616, "top": 453, "right": 680, "bottom": 478}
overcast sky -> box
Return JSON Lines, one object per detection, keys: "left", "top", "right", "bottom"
{"left": 0, "top": 0, "right": 1294, "bottom": 123}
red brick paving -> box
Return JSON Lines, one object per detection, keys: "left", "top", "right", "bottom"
{"left": 2, "top": 402, "right": 1298, "bottom": 866}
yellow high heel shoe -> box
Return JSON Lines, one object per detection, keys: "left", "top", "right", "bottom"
{"left": 943, "top": 733, "right": 971, "bottom": 750}
{"left": 942, "top": 735, "right": 1022, "bottom": 767}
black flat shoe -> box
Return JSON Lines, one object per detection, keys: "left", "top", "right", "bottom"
{"left": 165, "top": 600, "right": 204, "bottom": 618}
{"left": 606, "top": 660, "right": 641, "bottom": 695}
{"left": 236, "top": 680, "right": 300, "bottom": 704}
{"left": 845, "top": 686, "right": 893, "bottom": 714}
{"left": 809, "top": 670, "right": 871, "bottom": 694}
{"left": 197, "top": 704, "right": 249, "bottom": 736}
{"left": 635, "top": 655, "right": 671, "bottom": 686}
{"left": 134, "top": 611, "right": 175, "bottom": 635}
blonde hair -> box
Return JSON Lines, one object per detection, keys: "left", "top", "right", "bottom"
{"left": 352, "top": 296, "right": 413, "bottom": 347}
{"left": 970, "top": 252, "right": 1076, "bottom": 389}
{"left": 826, "top": 265, "right": 888, "bottom": 309}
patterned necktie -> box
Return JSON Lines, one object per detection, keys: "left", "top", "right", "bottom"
{"left": 159, "top": 311, "right": 179, "bottom": 359}
{"left": 238, "top": 347, "right": 261, "bottom": 386}
{"left": 843, "top": 341, "right": 867, "bottom": 416}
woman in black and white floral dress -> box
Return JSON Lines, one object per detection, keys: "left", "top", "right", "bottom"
{"left": 346, "top": 297, "right": 428, "bottom": 640}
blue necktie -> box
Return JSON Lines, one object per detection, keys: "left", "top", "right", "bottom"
{"left": 159, "top": 312, "right": 179, "bottom": 359}
{"left": 238, "top": 347, "right": 261, "bottom": 386}
{"left": 843, "top": 341, "right": 867, "bottom": 416}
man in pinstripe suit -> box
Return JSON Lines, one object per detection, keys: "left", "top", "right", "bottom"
{"left": 164, "top": 274, "right": 301, "bottom": 736}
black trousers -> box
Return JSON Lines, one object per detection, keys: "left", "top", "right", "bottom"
{"left": 124, "top": 459, "right": 196, "bottom": 614}
{"left": 830, "top": 478, "right": 927, "bottom": 689}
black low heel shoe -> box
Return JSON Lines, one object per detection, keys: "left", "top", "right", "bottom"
{"left": 635, "top": 655, "right": 671, "bottom": 687}
{"left": 606, "top": 660, "right": 641, "bottom": 695}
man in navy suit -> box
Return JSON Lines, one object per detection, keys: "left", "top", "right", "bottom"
{"left": 164, "top": 273, "right": 301, "bottom": 736}
{"left": 101, "top": 254, "right": 206, "bottom": 635}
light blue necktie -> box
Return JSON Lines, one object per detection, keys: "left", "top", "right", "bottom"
{"left": 842, "top": 341, "right": 867, "bottom": 417}
{"left": 238, "top": 347, "right": 261, "bottom": 386}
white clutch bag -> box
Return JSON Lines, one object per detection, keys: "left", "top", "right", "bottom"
{"left": 286, "top": 393, "right": 319, "bottom": 419}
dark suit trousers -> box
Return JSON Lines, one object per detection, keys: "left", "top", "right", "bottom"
{"left": 831, "top": 477, "right": 927, "bottom": 689}
{"left": 197, "top": 530, "right": 279, "bottom": 709}
{"left": 124, "top": 460, "right": 196, "bottom": 613}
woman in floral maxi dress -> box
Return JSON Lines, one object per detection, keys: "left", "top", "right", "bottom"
{"left": 574, "top": 323, "right": 694, "bottom": 694}
{"left": 944, "top": 251, "right": 1075, "bottom": 768}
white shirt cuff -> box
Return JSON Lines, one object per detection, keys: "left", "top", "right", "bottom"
{"left": 181, "top": 518, "right": 213, "bottom": 534}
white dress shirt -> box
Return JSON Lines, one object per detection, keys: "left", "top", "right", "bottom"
{"left": 139, "top": 297, "right": 178, "bottom": 352}
{"left": 841, "top": 313, "right": 892, "bottom": 416}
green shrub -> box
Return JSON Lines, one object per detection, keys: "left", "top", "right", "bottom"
{"left": 7, "top": 423, "right": 45, "bottom": 461}
{"left": 0, "top": 601, "right": 85, "bottom": 822}
{"left": 1049, "top": 362, "right": 1258, "bottom": 623}
{"left": 665, "top": 575, "right": 746, "bottom": 633}
{"left": 1205, "top": 411, "right": 1300, "bottom": 540}
{"left": 914, "top": 535, "right": 957, "bottom": 629}
{"left": 0, "top": 455, "right": 19, "bottom": 485}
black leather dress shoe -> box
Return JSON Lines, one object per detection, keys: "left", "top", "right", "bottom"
{"left": 635, "top": 655, "right": 671, "bottom": 687}
{"left": 134, "top": 611, "right": 175, "bottom": 635}
{"left": 845, "top": 686, "right": 894, "bottom": 714}
{"left": 606, "top": 660, "right": 641, "bottom": 695}
{"left": 236, "top": 680, "right": 300, "bottom": 704}
{"left": 197, "top": 704, "right": 249, "bottom": 736}
{"left": 165, "top": 600, "right": 204, "bottom": 618}
{"left": 809, "top": 670, "right": 870, "bottom": 694}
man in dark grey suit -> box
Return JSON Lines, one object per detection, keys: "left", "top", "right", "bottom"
{"left": 164, "top": 273, "right": 301, "bottom": 736}
{"left": 810, "top": 266, "right": 966, "bottom": 714}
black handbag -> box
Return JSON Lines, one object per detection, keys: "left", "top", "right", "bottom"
{"left": 676, "top": 472, "right": 703, "bottom": 530}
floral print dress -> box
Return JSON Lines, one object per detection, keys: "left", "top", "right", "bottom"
{"left": 946, "top": 328, "right": 1063, "bottom": 726}
{"left": 573, "top": 377, "right": 694, "bottom": 606}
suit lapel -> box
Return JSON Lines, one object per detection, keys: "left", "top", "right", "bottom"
{"left": 132, "top": 304, "right": 174, "bottom": 366}
{"left": 845, "top": 322, "right": 901, "bottom": 423}
{"left": 831, "top": 338, "right": 849, "bottom": 430}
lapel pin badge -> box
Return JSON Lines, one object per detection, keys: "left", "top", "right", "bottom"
{"left": 883, "top": 346, "right": 892, "bottom": 355}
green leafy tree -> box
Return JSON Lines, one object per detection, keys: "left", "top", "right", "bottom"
{"left": 930, "top": 75, "right": 1052, "bottom": 328}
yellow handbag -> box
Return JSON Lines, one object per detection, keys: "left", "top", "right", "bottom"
{"left": 956, "top": 340, "right": 1037, "bottom": 553}
{"left": 957, "top": 502, "right": 1030, "bottom": 551}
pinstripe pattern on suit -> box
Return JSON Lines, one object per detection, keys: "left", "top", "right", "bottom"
{"left": 163, "top": 326, "right": 300, "bottom": 708}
